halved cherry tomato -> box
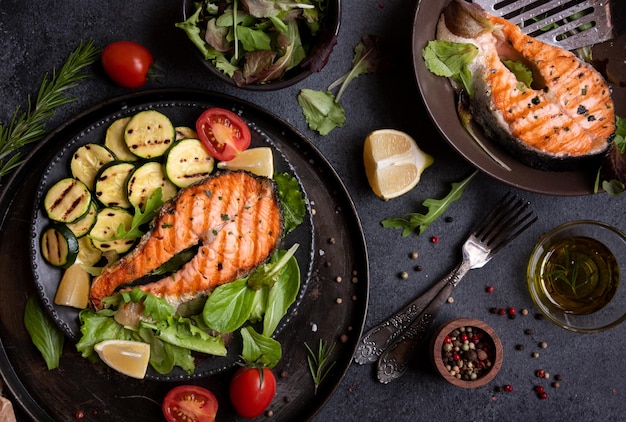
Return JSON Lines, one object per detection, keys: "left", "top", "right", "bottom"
{"left": 196, "top": 108, "right": 251, "bottom": 162}
{"left": 229, "top": 367, "right": 276, "bottom": 419}
{"left": 162, "top": 385, "right": 218, "bottom": 422}
{"left": 102, "top": 41, "right": 154, "bottom": 88}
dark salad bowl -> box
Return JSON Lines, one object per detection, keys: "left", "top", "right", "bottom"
{"left": 180, "top": 0, "right": 341, "bottom": 91}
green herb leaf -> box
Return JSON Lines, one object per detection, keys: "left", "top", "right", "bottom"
{"left": 241, "top": 326, "right": 282, "bottom": 368}
{"left": 155, "top": 316, "right": 227, "bottom": 356}
{"left": 297, "top": 89, "right": 346, "bottom": 136}
{"left": 422, "top": 40, "right": 478, "bottom": 97}
{"left": 381, "top": 171, "right": 478, "bottom": 236}
{"left": 202, "top": 278, "right": 256, "bottom": 333}
{"left": 502, "top": 59, "right": 533, "bottom": 87}
{"left": 112, "top": 188, "right": 164, "bottom": 240}
{"left": 23, "top": 296, "right": 64, "bottom": 370}
{"left": 262, "top": 248, "right": 300, "bottom": 337}
{"left": 248, "top": 244, "right": 299, "bottom": 290}
{"left": 275, "top": 172, "right": 306, "bottom": 234}
{"left": 0, "top": 40, "right": 99, "bottom": 183}
{"left": 305, "top": 339, "right": 336, "bottom": 394}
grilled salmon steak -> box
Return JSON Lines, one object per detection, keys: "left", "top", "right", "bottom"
{"left": 89, "top": 171, "right": 283, "bottom": 310}
{"left": 437, "top": 0, "right": 616, "bottom": 170}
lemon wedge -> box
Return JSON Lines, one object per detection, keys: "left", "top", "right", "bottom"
{"left": 217, "top": 147, "right": 274, "bottom": 178}
{"left": 363, "top": 129, "right": 434, "bottom": 200}
{"left": 94, "top": 340, "right": 150, "bottom": 379}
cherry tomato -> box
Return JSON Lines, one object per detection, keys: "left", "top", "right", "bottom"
{"left": 162, "top": 385, "right": 218, "bottom": 422}
{"left": 229, "top": 367, "right": 276, "bottom": 418}
{"left": 196, "top": 108, "right": 251, "bottom": 162}
{"left": 102, "top": 41, "right": 154, "bottom": 88}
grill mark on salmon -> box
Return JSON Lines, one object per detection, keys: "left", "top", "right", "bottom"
{"left": 89, "top": 170, "right": 283, "bottom": 310}
{"left": 437, "top": 0, "right": 616, "bottom": 171}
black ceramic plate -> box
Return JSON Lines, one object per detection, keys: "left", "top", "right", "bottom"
{"left": 30, "top": 92, "right": 316, "bottom": 381}
{"left": 0, "top": 89, "right": 368, "bottom": 421}
{"left": 411, "top": 0, "right": 626, "bottom": 196}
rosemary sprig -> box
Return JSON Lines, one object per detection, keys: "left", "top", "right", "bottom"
{"left": 305, "top": 339, "right": 336, "bottom": 395}
{"left": 0, "top": 39, "right": 100, "bottom": 182}
{"left": 546, "top": 245, "right": 595, "bottom": 295}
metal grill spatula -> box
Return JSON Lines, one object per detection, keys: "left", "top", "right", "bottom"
{"left": 473, "top": 0, "right": 626, "bottom": 51}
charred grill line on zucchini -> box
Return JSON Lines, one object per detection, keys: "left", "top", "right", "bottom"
{"left": 124, "top": 110, "right": 175, "bottom": 159}
{"left": 70, "top": 143, "right": 115, "bottom": 190}
{"left": 44, "top": 177, "right": 92, "bottom": 223}
{"left": 89, "top": 207, "right": 136, "bottom": 254}
{"left": 95, "top": 161, "right": 136, "bottom": 208}
{"left": 127, "top": 161, "right": 177, "bottom": 211}
{"left": 165, "top": 138, "right": 215, "bottom": 188}
{"left": 41, "top": 224, "right": 79, "bottom": 268}
{"left": 105, "top": 117, "right": 137, "bottom": 162}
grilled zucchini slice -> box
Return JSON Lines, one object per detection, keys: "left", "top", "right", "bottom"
{"left": 44, "top": 178, "right": 92, "bottom": 223}
{"left": 94, "top": 161, "right": 135, "bottom": 208}
{"left": 165, "top": 138, "right": 215, "bottom": 188}
{"left": 175, "top": 126, "right": 198, "bottom": 140}
{"left": 66, "top": 201, "right": 98, "bottom": 238}
{"left": 90, "top": 207, "right": 136, "bottom": 254}
{"left": 127, "top": 161, "right": 177, "bottom": 210}
{"left": 76, "top": 236, "right": 103, "bottom": 267}
{"left": 104, "top": 117, "right": 137, "bottom": 162}
{"left": 41, "top": 224, "right": 79, "bottom": 268}
{"left": 70, "top": 143, "right": 115, "bottom": 190}
{"left": 124, "top": 110, "right": 175, "bottom": 159}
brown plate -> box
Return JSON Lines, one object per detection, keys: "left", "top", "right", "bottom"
{"left": 0, "top": 89, "right": 368, "bottom": 421}
{"left": 411, "top": 0, "right": 626, "bottom": 196}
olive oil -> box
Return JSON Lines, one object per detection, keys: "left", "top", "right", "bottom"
{"left": 535, "top": 236, "right": 619, "bottom": 315}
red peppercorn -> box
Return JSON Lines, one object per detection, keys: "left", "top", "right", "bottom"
{"left": 460, "top": 333, "right": 469, "bottom": 342}
{"left": 431, "top": 236, "right": 440, "bottom": 243}
{"left": 497, "top": 308, "right": 506, "bottom": 316}
{"left": 534, "top": 386, "right": 545, "bottom": 393}
{"left": 504, "top": 384, "right": 513, "bottom": 392}
{"left": 75, "top": 411, "right": 85, "bottom": 419}
{"left": 538, "top": 392, "right": 548, "bottom": 400}
{"left": 507, "top": 307, "right": 516, "bottom": 315}
{"left": 472, "top": 335, "right": 480, "bottom": 343}
{"left": 536, "top": 369, "right": 545, "bottom": 378}
{"left": 444, "top": 336, "right": 452, "bottom": 344}
{"left": 453, "top": 353, "right": 461, "bottom": 361}
{"left": 485, "top": 286, "right": 494, "bottom": 293}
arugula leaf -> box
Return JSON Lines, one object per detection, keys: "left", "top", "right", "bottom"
{"left": 113, "top": 188, "right": 163, "bottom": 240}
{"left": 298, "top": 35, "right": 386, "bottom": 135}
{"left": 241, "top": 326, "right": 282, "bottom": 368}
{"left": 422, "top": 40, "right": 478, "bottom": 97}
{"left": 275, "top": 172, "right": 306, "bottom": 234}
{"left": 24, "top": 296, "right": 64, "bottom": 370}
{"left": 382, "top": 171, "right": 478, "bottom": 236}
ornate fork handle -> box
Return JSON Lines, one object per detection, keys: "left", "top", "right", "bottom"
{"left": 354, "top": 259, "right": 471, "bottom": 367}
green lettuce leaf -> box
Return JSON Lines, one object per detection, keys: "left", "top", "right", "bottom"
{"left": 422, "top": 40, "right": 478, "bottom": 97}
{"left": 24, "top": 296, "right": 64, "bottom": 370}
{"left": 297, "top": 89, "right": 346, "bottom": 136}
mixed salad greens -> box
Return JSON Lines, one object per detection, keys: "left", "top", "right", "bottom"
{"left": 176, "top": 0, "right": 330, "bottom": 87}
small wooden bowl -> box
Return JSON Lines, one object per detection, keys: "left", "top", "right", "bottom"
{"left": 430, "top": 318, "right": 503, "bottom": 389}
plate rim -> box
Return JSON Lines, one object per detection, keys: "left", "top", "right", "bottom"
{"left": 0, "top": 87, "right": 370, "bottom": 421}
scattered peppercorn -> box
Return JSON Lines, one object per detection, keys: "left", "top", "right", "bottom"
{"left": 74, "top": 411, "right": 85, "bottom": 419}
{"left": 538, "top": 391, "right": 548, "bottom": 400}
{"left": 414, "top": 265, "right": 423, "bottom": 271}
{"left": 552, "top": 382, "right": 560, "bottom": 389}
{"left": 266, "top": 409, "right": 274, "bottom": 417}
{"left": 535, "top": 313, "right": 544, "bottom": 320}
{"left": 445, "top": 216, "right": 454, "bottom": 223}
{"left": 409, "top": 251, "right": 419, "bottom": 259}
{"left": 507, "top": 307, "right": 516, "bottom": 315}
{"left": 504, "top": 384, "right": 514, "bottom": 392}
{"left": 524, "top": 329, "right": 534, "bottom": 335}
{"left": 534, "top": 386, "right": 545, "bottom": 393}
{"left": 328, "top": 237, "right": 336, "bottom": 244}
{"left": 521, "top": 308, "right": 529, "bottom": 316}
{"left": 336, "top": 297, "right": 343, "bottom": 304}
{"left": 532, "top": 352, "right": 540, "bottom": 358}
{"left": 497, "top": 308, "right": 506, "bottom": 316}
{"left": 515, "top": 344, "right": 525, "bottom": 351}
{"left": 485, "top": 286, "right": 494, "bottom": 293}
{"left": 283, "top": 396, "right": 291, "bottom": 403}
{"left": 399, "top": 271, "right": 409, "bottom": 280}
{"left": 340, "top": 334, "right": 349, "bottom": 343}
{"left": 335, "top": 276, "right": 342, "bottom": 283}
{"left": 554, "top": 374, "right": 563, "bottom": 381}
{"left": 536, "top": 369, "right": 545, "bottom": 378}
{"left": 539, "top": 341, "right": 548, "bottom": 349}
{"left": 489, "top": 307, "right": 498, "bottom": 314}
{"left": 447, "top": 296, "right": 454, "bottom": 303}
{"left": 431, "top": 236, "right": 440, "bottom": 243}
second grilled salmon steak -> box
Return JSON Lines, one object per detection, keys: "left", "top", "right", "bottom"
{"left": 436, "top": 0, "right": 616, "bottom": 170}
{"left": 89, "top": 171, "right": 283, "bottom": 310}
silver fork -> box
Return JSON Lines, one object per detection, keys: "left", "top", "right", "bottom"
{"left": 473, "top": 0, "right": 625, "bottom": 51}
{"left": 354, "top": 192, "right": 537, "bottom": 384}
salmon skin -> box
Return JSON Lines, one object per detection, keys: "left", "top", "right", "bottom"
{"left": 437, "top": 0, "right": 616, "bottom": 171}
{"left": 89, "top": 170, "right": 283, "bottom": 310}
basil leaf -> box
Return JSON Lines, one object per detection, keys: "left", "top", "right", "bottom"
{"left": 241, "top": 326, "right": 282, "bottom": 368}
{"left": 24, "top": 296, "right": 64, "bottom": 370}
{"left": 275, "top": 172, "right": 306, "bottom": 234}
{"left": 263, "top": 251, "right": 300, "bottom": 337}
{"left": 202, "top": 279, "right": 256, "bottom": 333}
